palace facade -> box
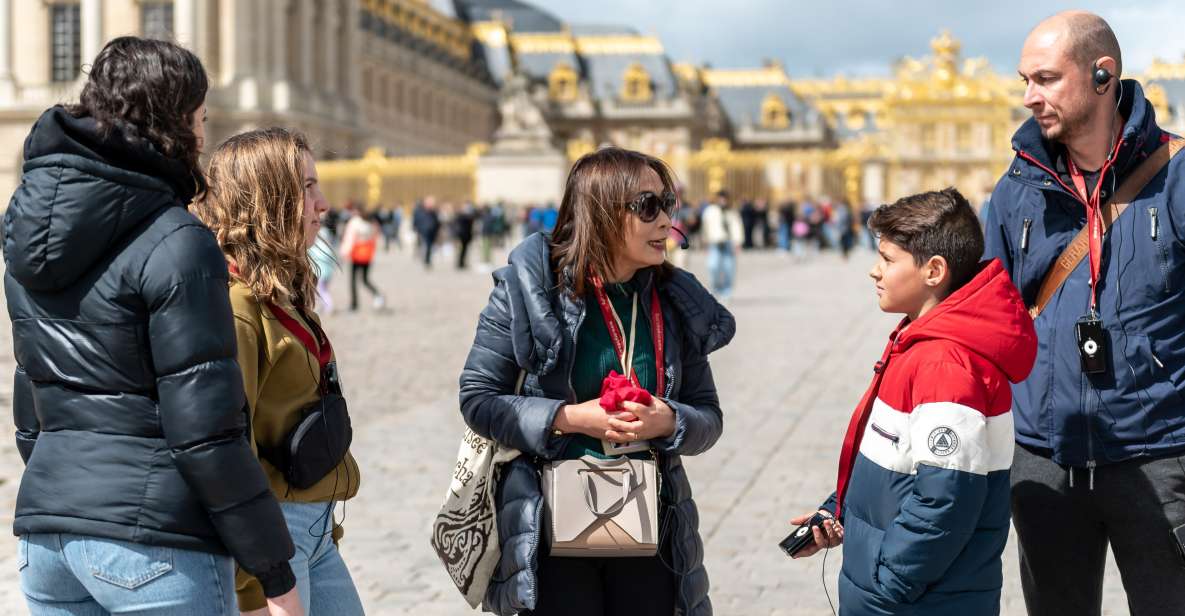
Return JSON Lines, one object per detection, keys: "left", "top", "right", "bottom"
{"left": 2, "top": 0, "right": 1183, "bottom": 206}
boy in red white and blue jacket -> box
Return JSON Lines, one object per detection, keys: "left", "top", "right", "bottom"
{"left": 792, "top": 188, "right": 1037, "bottom": 616}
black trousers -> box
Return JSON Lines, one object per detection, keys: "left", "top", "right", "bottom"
{"left": 421, "top": 236, "right": 435, "bottom": 267}
{"left": 1011, "top": 443, "right": 1185, "bottom": 616}
{"left": 523, "top": 545, "right": 677, "bottom": 616}
{"left": 349, "top": 262, "right": 379, "bottom": 310}
{"left": 456, "top": 238, "right": 472, "bottom": 269}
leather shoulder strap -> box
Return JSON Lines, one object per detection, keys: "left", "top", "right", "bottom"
{"left": 1028, "top": 138, "right": 1185, "bottom": 319}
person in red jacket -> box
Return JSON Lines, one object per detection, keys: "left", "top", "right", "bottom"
{"left": 793, "top": 188, "right": 1037, "bottom": 615}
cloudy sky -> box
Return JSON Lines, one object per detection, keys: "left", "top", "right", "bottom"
{"left": 530, "top": 1, "right": 1185, "bottom": 78}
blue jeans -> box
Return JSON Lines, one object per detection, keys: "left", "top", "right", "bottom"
{"left": 706, "top": 243, "right": 737, "bottom": 301}
{"left": 280, "top": 502, "right": 365, "bottom": 616}
{"left": 18, "top": 533, "right": 236, "bottom": 615}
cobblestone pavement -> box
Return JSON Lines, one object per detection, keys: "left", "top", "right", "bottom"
{"left": 0, "top": 245, "right": 1130, "bottom": 615}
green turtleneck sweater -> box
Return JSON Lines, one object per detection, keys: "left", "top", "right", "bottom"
{"left": 563, "top": 279, "right": 657, "bottom": 459}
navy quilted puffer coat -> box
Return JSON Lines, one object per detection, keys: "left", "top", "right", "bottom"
{"left": 459, "top": 233, "right": 735, "bottom": 616}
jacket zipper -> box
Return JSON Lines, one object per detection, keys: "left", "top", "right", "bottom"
{"left": 1082, "top": 378, "right": 1096, "bottom": 491}
{"left": 1019, "top": 217, "right": 1033, "bottom": 289}
{"left": 566, "top": 303, "right": 586, "bottom": 403}
{"left": 1018, "top": 148, "right": 1120, "bottom": 483}
{"left": 1150, "top": 207, "right": 1171, "bottom": 293}
{"left": 870, "top": 422, "right": 899, "bottom": 447}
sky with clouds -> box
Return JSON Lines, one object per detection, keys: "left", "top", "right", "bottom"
{"left": 528, "top": 1, "right": 1185, "bottom": 78}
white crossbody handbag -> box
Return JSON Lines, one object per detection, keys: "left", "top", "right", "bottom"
{"left": 541, "top": 291, "right": 660, "bottom": 557}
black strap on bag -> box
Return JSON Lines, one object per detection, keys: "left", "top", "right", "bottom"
{"left": 257, "top": 303, "right": 353, "bottom": 490}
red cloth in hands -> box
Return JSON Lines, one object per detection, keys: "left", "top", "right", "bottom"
{"left": 598, "top": 371, "right": 651, "bottom": 421}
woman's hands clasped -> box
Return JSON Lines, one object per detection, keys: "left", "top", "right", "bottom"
{"left": 553, "top": 397, "right": 676, "bottom": 442}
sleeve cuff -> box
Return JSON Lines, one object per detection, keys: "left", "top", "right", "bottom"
{"left": 538, "top": 398, "right": 566, "bottom": 458}
{"left": 16, "top": 432, "right": 37, "bottom": 465}
{"left": 255, "top": 562, "right": 297, "bottom": 599}
{"left": 819, "top": 492, "right": 838, "bottom": 518}
{"left": 652, "top": 398, "right": 687, "bottom": 452}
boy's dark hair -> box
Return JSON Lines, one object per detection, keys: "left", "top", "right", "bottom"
{"left": 869, "top": 187, "right": 984, "bottom": 291}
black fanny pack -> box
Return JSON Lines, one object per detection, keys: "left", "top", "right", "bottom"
{"left": 258, "top": 302, "right": 354, "bottom": 490}
{"left": 261, "top": 362, "right": 352, "bottom": 490}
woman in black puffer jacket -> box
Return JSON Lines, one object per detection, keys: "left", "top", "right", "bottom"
{"left": 4, "top": 37, "right": 300, "bottom": 615}
{"left": 459, "top": 147, "right": 735, "bottom": 616}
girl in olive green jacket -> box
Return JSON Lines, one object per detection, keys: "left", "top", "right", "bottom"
{"left": 195, "top": 128, "right": 363, "bottom": 616}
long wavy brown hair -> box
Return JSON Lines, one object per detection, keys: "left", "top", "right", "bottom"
{"left": 550, "top": 146, "right": 676, "bottom": 296}
{"left": 193, "top": 128, "right": 317, "bottom": 311}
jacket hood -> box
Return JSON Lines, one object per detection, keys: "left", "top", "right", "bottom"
{"left": 895, "top": 259, "right": 1037, "bottom": 384}
{"left": 498, "top": 233, "right": 735, "bottom": 374}
{"left": 4, "top": 106, "right": 195, "bottom": 292}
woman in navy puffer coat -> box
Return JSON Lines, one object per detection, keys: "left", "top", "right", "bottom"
{"left": 459, "top": 147, "right": 735, "bottom": 616}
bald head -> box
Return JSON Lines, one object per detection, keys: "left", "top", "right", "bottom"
{"left": 1028, "top": 11, "right": 1122, "bottom": 77}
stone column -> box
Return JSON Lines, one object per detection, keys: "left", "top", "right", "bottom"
{"left": 173, "top": 0, "right": 197, "bottom": 53}
{"left": 0, "top": 0, "right": 14, "bottom": 100}
{"left": 322, "top": 0, "right": 339, "bottom": 115}
{"left": 80, "top": 0, "right": 102, "bottom": 69}
{"left": 862, "top": 161, "right": 885, "bottom": 205}
{"left": 219, "top": 0, "right": 258, "bottom": 109}
{"left": 271, "top": 0, "right": 291, "bottom": 111}
{"left": 294, "top": 0, "right": 313, "bottom": 92}
{"left": 340, "top": 0, "right": 360, "bottom": 104}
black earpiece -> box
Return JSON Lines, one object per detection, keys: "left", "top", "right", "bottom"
{"left": 1093, "top": 65, "right": 1113, "bottom": 89}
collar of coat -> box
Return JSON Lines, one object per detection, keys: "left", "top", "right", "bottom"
{"left": 1008, "top": 79, "right": 1169, "bottom": 188}
{"left": 494, "top": 232, "right": 737, "bottom": 376}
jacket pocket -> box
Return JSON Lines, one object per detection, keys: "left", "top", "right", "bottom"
{"left": 1150, "top": 207, "right": 1172, "bottom": 293}
{"left": 870, "top": 422, "right": 900, "bottom": 446}
{"left": 840, "top": 512, "right": 887, "bottom": 596}
{"left": 1094, "top": 331, "right": 1177, "bottom": 457}
{"left": 81, "top": 537, "right": 173, "bottom": 590}
{"left": 1016, "top": 217, "right": 1033, "bottom": 288}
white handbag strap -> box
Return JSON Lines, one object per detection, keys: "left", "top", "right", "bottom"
{"left": 578, "top": 461, "right": 636, "bottom": 517}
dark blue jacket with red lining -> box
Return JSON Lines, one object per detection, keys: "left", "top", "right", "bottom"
{"left": 983, "top": 80, "right": 1185, "bottom": 468}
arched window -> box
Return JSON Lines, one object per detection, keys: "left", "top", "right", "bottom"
{"left": 846, "top": 107, "right": 866, "bottom": 130}
{"left": 549, "top": 62, "right": 579, "bottom": 102}
{"left": 761, "top": 93, "right": 790, "bottom": 129}
{"left": 621, "top": 63, "right": 653, "bottom": 103}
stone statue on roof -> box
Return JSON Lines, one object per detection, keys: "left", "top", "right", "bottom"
{"left": 491, "top": 73, "right": 556, "bottom": 153}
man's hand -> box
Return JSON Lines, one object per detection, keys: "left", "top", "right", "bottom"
{"left": 788, "top": 510, "right": 844, "bottom": 559}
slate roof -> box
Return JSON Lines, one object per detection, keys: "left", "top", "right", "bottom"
{"left": 453, "top": 0, "right": 564, "bottom": 32}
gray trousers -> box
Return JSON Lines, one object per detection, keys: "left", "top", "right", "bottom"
{"left": 1011, "top": 444, "right": 1185, "bottom": 616}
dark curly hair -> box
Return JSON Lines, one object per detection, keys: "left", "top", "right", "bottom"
{"left": 69, "top": 36, "right": 208, "bottom": 196}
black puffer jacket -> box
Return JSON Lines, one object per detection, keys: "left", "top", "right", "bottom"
{"left": 4, "top": 106, "right": 296, "bottom": 596}
{"left": 460, "top": 233, "right": 735, "bottom": 615}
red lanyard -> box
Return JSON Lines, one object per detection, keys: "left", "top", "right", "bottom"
{"left": 835, "top": 332, "right": 896, "bottom": 518}
{"left": 228, "top": 261, "right": 332, "bottom": 369}
{"left": 590, "top": 275, "right": 665, "bottom": 396}
{"left": 265, "top": 302, "right": 333, "bottom": 371}
{"left": 1066, "top": 134, "right": 1123, "bottom": 313}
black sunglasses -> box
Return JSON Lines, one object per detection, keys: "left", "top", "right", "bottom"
{"left": 627, "top": 191, "right": 679, "bottom": 223}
